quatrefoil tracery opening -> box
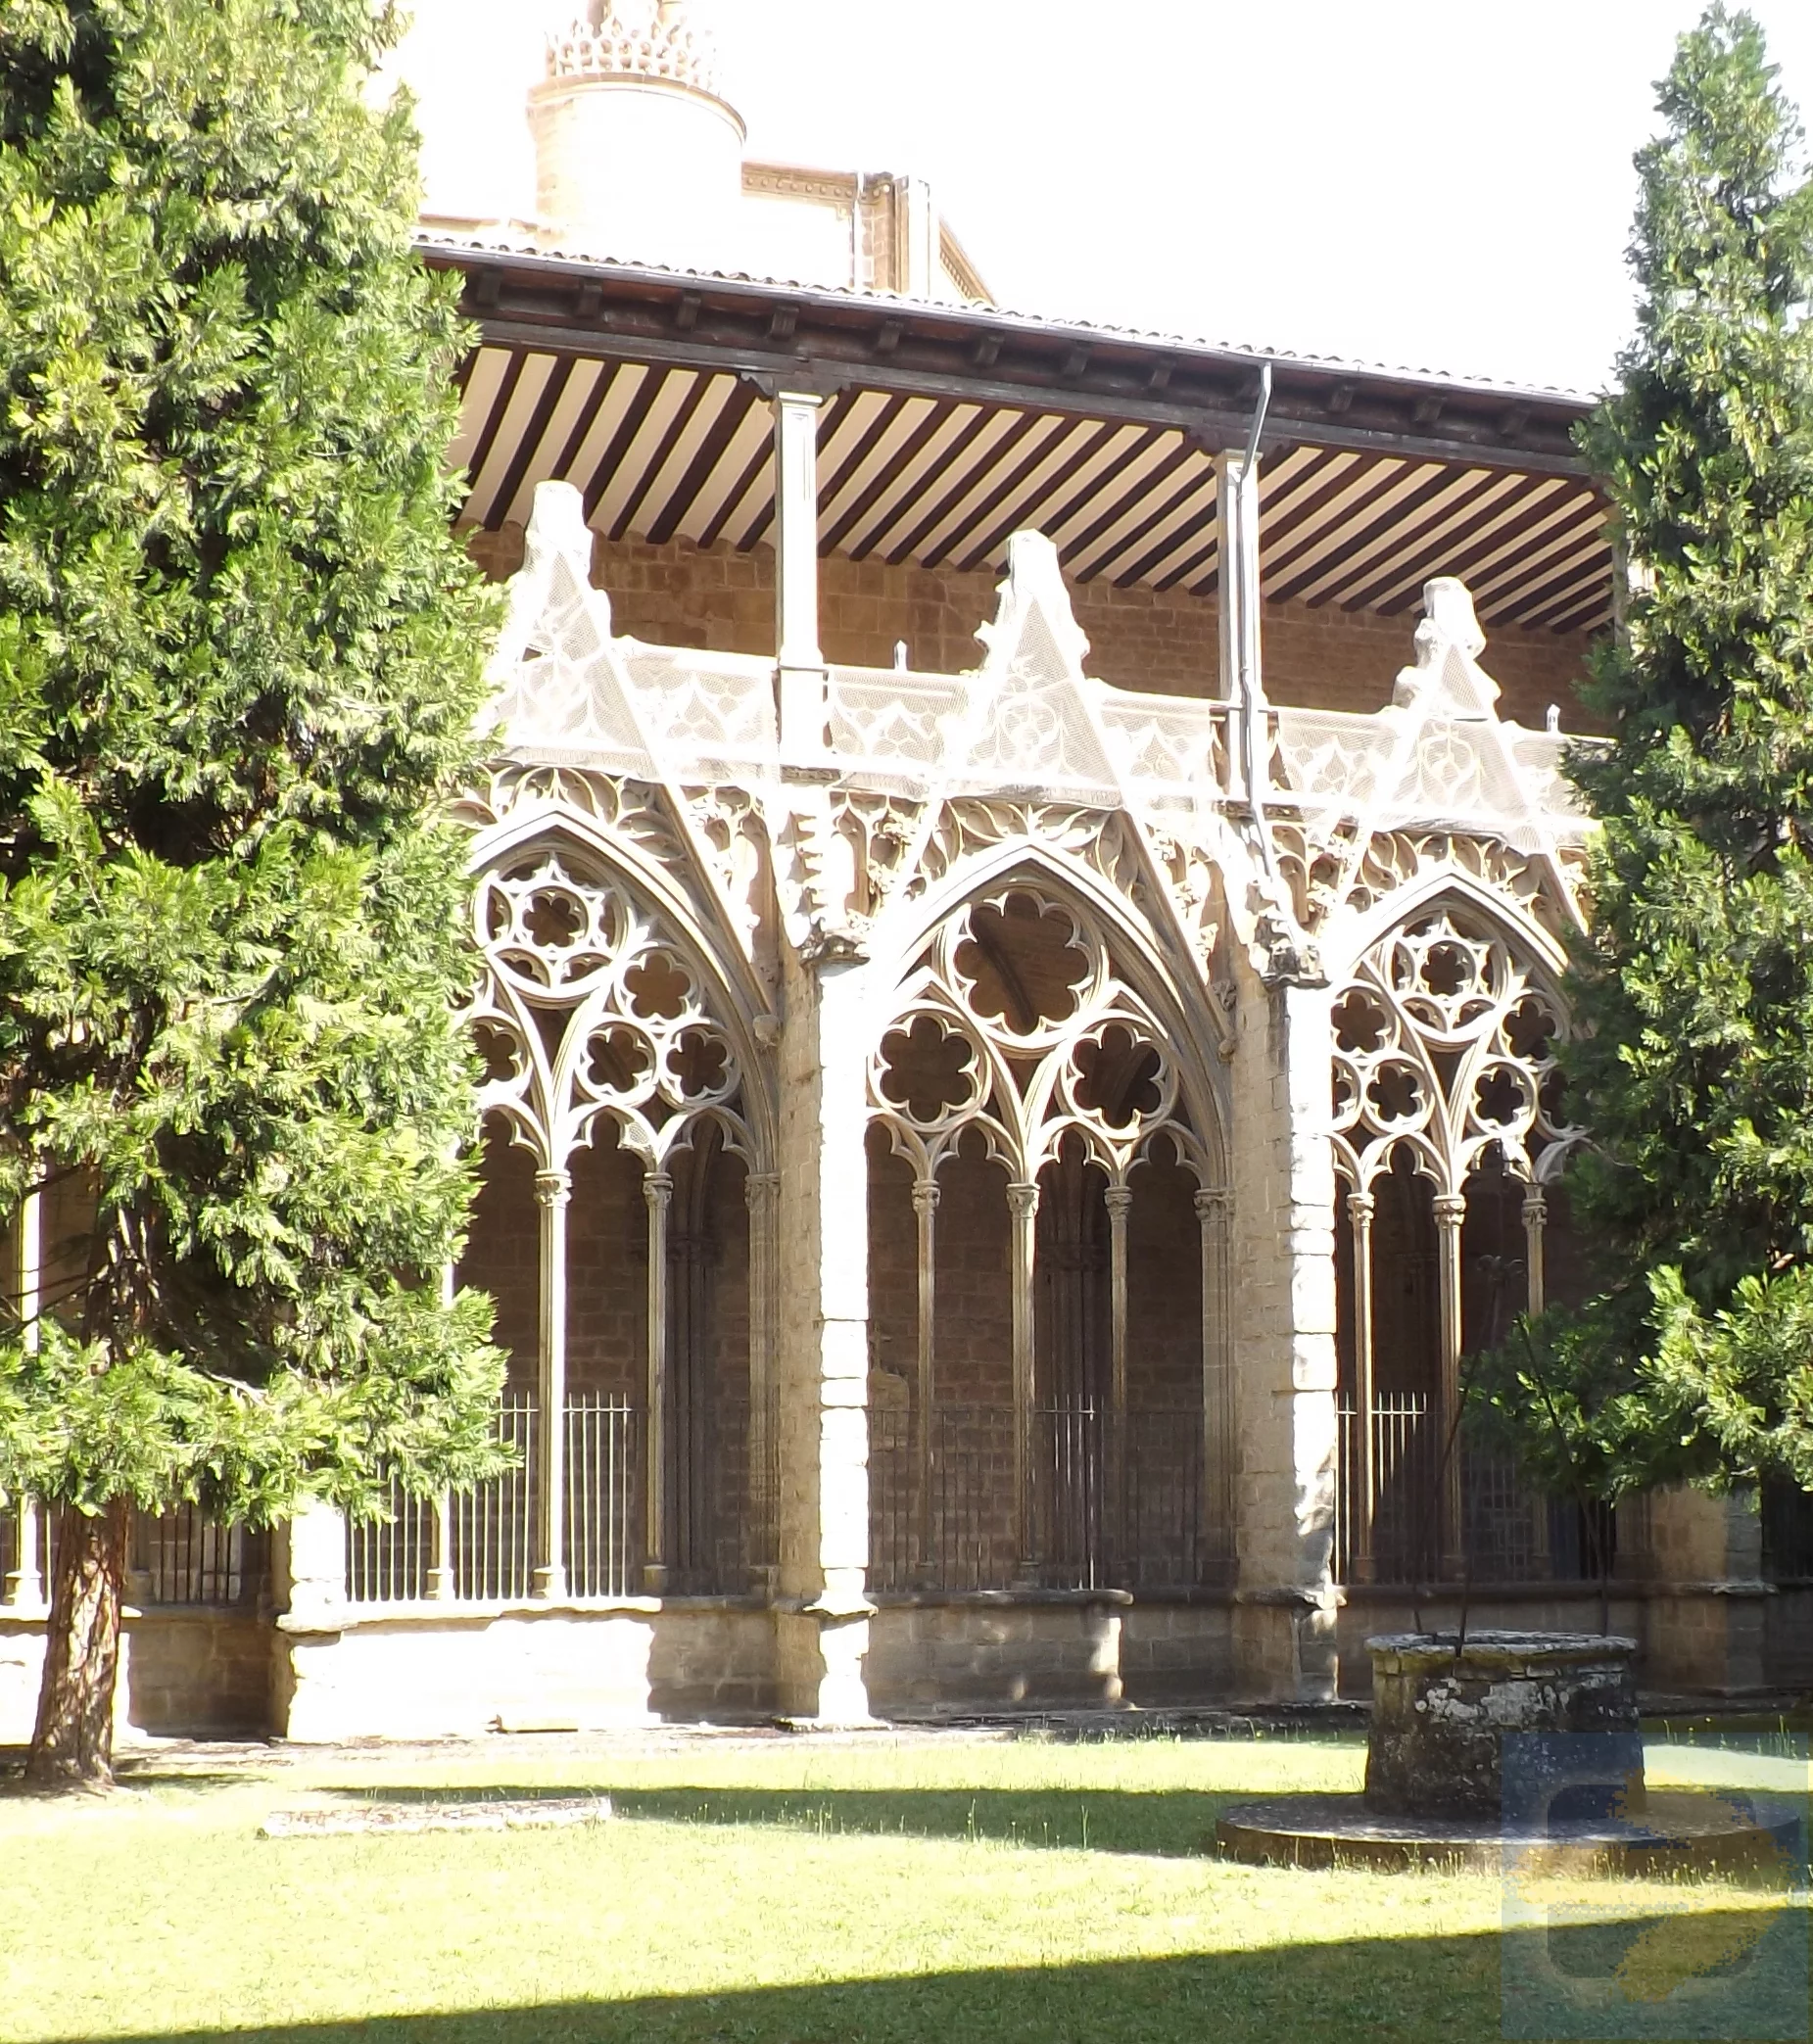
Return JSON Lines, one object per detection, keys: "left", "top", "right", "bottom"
{"left": 874, "top": 882, "right": 1196, "bottom": 1179}
{"left": 953, "top": 892, "right": 1093, "bottom": 1039}
{"left": 471, "top": 843, "right": 746, "bottom": 1165}
{"left": 1071, "top": 1024, "right": 1164, "bottom": 1131}
{"left": 1332, "top": 905, "right": 1581, "bottom": 1195}
{"left": 879, "top": 1016, "right": 981, "bottom": 1126}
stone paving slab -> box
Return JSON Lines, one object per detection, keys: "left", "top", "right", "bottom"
{"left": 262, "top": 1795, "right": 614, "bottom": 1838}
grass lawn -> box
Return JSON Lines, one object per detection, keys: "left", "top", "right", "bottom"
{"left": 0, "top": 1728, "right": 1804, "bottom": 2043}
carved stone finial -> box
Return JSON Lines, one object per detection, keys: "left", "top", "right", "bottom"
{"left": 1392, "top": 575, "right": 1500, "bottom": 721}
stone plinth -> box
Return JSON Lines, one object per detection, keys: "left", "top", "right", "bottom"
{"left": 1364, "top": 1631, "right": 1641, "bottom": 1821}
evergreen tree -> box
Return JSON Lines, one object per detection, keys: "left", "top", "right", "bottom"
{"left": 0, "top": 0, "right": 505, "bottom": 1787}
{"left": 1478, "top": 8, "right": 1813, "bottom": 1510}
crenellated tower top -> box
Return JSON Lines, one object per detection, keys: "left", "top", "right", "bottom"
{"left": 547, "top": 1, "right": 723, "bottom": 100}
{"left": 530, "top": 0, "right": 743, "bottom": 266}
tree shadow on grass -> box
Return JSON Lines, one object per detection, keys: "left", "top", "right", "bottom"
{"left": 310, "top": 1783, "right": 1241, "bottom": 1858}
{"left": 0, "top": 1771, "right": 251, "bottom": 1800}
{"left": 36, "top": 1922, "right": 1807, "bottom": 2044}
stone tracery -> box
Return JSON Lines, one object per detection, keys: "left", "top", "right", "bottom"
{"left": 866, "top": 877, "right": 1229, "bottom": 1591}
{"left": 1329, "top": 899, "right": 1585, "bottom": 1585}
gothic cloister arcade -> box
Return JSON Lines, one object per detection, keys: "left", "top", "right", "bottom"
{"left": 863, "top": 877, "right": 1231, "bottom": 1598}
{"left": 1327, "top": 893, "right": 1596, "bottom": 1591}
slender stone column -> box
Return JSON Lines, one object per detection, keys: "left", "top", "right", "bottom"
{"left": 1216, "top": 449, "right": 1265, "bottom": 801}
{"left": 427, "top": 1259, "right": 457, "bottom": 1601}
{"left": 1228, "top": 966, "right": 1340, "bottom": 1700}
{"left": 1521, "top": 1189, "right": 1548, "bottom": 1316}
{"left": 774, "top": 940, "right": 875, "bottom": 1720}
{"left": 1432, "top": 1190, "right": 1468, "bottom": 1579}
{"left": 1520, "top": 1187, "right": 1551, "bottom": 1571}
{"left": 1347, "top": 1190, "right": 1377, "bottom": 1586}
{"left": 4, "top": 1185, "right": 45, "bottom": 1610}
{"left": 1104, "top": 1182, "right": 1132, "bottom": 1582}
{"left": 533, "top": 1166, "right": 572, "bottom": 1601}
{"left": 772, "top": 389, "right": 827, "bottom": 767}
{"left": 643, "top": 1169, "right": 674, "bottom": 1595}
{"left": 1007, "top": 1180, "right": 1041, "bottom": 1585}
{"left": 1194, "top": 1187, "right": 1234, "bottom": 1583}
{"left": 744, "top": 1171, "right": 780, "bottom": 1591}
{"left": 911, "top": 1176, "right": 940, "bottom": 1583}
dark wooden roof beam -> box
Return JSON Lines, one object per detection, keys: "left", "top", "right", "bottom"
{"left": 422, "top": 250, "right": 1592, "bottom": 477}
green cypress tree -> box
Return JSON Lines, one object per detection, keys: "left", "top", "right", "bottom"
{"left": 1479, "top": 8, "right": 1813, "bottom": 1512}
{"left": 0, "top": 0, "right": 504, "bottom": 1787}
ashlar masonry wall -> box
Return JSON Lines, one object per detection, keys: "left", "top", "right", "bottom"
{"left": 465, "top": 527, "right": 1597, "bottom": 729}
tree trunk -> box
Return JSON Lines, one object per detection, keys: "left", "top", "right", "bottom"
{"left": 24, "top": 1499, "right": 129, "bottom": 1790}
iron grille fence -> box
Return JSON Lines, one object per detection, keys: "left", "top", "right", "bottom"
{"left": 869, "top": 1402, "right": 1206, "bottom": 1592}
{"left": 453, "top": 1392, "right": 538, "bottom": 1599}
{"left": 1762, "top": 1478, "right": 1813, "bottom": 1581}
{"left": 346, "top": 1393, "right": 538, "bottom": 1604}
{"left": 1336, "top": 1398, "right": 1615, "bottom": 1585}
{"left": 343, "top": 1389, "right": 777, "bottom": 1604}
{"left": 133, "top": 1505, "right": 265, "bottom": 1606}
{"left": 565, "top": 1394, "right": 639, "bottom": 1599}
{"left": 346, "top": 1488, "right": 435, "bottom": 1603}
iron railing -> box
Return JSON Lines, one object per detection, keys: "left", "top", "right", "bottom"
{"left": 1335, "top": 1397, "right": 1615, "bottom": 1585}
{"left": 565, "top": 1394, "right": 639, "bottom": 1600}
{"left": 869, "top": 1402, "right": 1206, "bottom": 1592}
{"left": 133, "top": 1505, "right": 266, "bottom": 1606}
{"left": 343, "top": 1390, "right": 776, "bottom": 1603}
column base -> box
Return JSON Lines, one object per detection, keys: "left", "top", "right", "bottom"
{"left": 776, "top": 1606, "right": 876, "bottom": 1723}
{"left": 533, "top": 1565, "right": 569, "bottom": 1601}
{"left": 1233, "top": 1589, "right": 1339, "bottom": 1702}
{"left": 642, "top": 1563, "right": 670, "bottom": 1597}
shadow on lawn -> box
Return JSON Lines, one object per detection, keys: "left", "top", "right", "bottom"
{"left": 313, "top": 1782, "right": 1243, "bottom": 1857}
{"left": 37, "top": 1939, "right": 1496, "bottom": 2044}
{"left": 38, "top": 1921, "right": 1804, "bottom": 2044}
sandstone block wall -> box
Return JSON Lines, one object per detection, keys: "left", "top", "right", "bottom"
{"left": 1, "top": 1610, "right": 275, "bottom": 1744}
{"left": 466, "top": 526, "right": 1597, "bottom": 731}
{"left": 1120, "top": 1600, "right": 1235, "bottom": 1704}
{"left": 865, "top": 1598, "right": 1125, "bottom": 1712}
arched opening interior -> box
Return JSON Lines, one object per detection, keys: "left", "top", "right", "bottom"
{"left": 1331, "top": 898, "right": 1594, "bottom": 1588}
{"left": 867, "top": 879, "right": 1225, "bottom": 1592}
{"left": 352, "top": 837, "right": 773, "bottom": 1606}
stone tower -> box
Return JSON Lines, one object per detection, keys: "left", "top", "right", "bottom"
{"left": 529, "top": 0, "right": 745, "bottom": 269}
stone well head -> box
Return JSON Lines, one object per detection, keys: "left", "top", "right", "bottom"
{"left": 1364, "top": 1631, "right": 1643, "bottom": 1823}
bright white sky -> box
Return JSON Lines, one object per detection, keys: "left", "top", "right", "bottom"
{"left": 398, "top": 1, "right": 1813, "bottom": 397}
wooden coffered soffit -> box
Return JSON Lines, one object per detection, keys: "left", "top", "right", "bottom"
{"left": 424, "top": 244, "right": 1611, "bottom": 635}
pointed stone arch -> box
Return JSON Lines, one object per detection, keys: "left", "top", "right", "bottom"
{"left": 1330, "top": 885, "right": 1585, "bottom": 1589}
{"left": 864, "top": 851, "right": 1234, "bottom": 1598}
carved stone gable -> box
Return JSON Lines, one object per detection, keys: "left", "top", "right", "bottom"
{"left": 958, "top": 533, "right": 1121, "bottom": 801}
{"left": 487, "top": 481, "right": 657, "bottom": 778}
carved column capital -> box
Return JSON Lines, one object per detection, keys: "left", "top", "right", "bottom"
{"left": 1431, "top": 1192, "right": 1467, "bottom": 1230}
{"left": 1006, "top": 1181, "right": 1041, "bottom": 1222}
{"left": 1346, "top": 1190, "right": 1375, "bottom": 1227}
{"left": 1103, "top": 1185, "right": 1134, "bottom": 1221}
{"left": 1193, "top": 1186, "right": 1233, "bottom": 1224}
{"left": 534, "top": 1167, "right": 572, "bottom": 1209}
{"left": 643, "top": 1168, "right": 674, "bottom": 1212}
{"left": 911, "top": 1178, "right": 941, "bottom": 1216}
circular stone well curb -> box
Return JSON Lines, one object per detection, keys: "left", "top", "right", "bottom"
{"left": 1216, "top": 1792, "right": 1802, "bottom": 1877}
